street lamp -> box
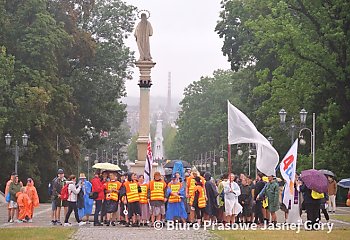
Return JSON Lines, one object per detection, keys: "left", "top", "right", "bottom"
{"left": 237, "top": 146, "right": 243, "bottom": 156}
{"left": 56, "top": 135, "right": 70, "bottom": 169}
{"left": 267, "top": 136, "right": 274, "bottom": 146}
{"left": 298, "top": 111, "right": 316, "bottom": 169}
{"left": 279, "top": 108, "right": 308, "bottom": 144}
{"left": 5, "top": 133, "right": 29, "bottom": 174}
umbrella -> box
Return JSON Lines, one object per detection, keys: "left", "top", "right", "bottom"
{"left": 92, "top": 162, "right": 121, "bottom": 171}
{"left": 319, "top": 169, "right": 336, "bottom": 177}
{"left": 164, "top": 160, "right": 191, "bottom": 168}
{"left": 338, "top": 178, "right": 350, "bottom": 188}
{"left": 300, "top": 169, "right": 328, "bottom": 193}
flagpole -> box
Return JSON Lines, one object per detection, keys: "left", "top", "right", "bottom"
{"left": 228, "top": 142, "right": 231, "bottom": 182}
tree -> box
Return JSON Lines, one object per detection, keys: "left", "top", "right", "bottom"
{"left": 216, "top": 0, "right": 350, "bottom": 178}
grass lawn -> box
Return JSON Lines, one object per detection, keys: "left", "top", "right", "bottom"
{"left": 332, "top": 215, "right": 350, "bottom": 223}
{"left": 212, "top": 228, "right": 350, "bottom": 240}
{"left": 0, "top": 227, "right": 76, "bottom": 240}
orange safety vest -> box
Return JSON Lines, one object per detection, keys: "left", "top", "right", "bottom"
{"left": 149, "top": 180, "right": 166, "bottom": 201}
{"left": 190, "top": 185, "right": 206, "bottom": 208}
{"left": 139, "top": 183, "right": 149, "bottom": 204}
{"left": 124, "top": 181, "right": 140, "bottom": 203}
{"left": 168, "top": 182, "right": 182, "bottom": 203}
{"left": 105, "top": 180, "right": 122, "bottom": 201}
{"left": 187, "top": 176, "right": 205, "bottom": 196}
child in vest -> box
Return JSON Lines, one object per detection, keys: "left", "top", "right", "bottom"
{"left": 16, "top": 187, "right": 31, "bottom": 222}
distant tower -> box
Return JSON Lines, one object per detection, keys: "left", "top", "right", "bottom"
{"left": 166, "top": 72, "right": 172, "bottom": 114}
{"left": 154, "top": 119, "right": 164, "bottom": 161}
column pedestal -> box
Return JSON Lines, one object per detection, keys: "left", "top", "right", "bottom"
{"left": 130, "top": 60, "right": 156, "bottom": 175}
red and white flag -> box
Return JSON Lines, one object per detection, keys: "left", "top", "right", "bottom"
{"left": 144, "top": 135, "right": 153, "bottom": 183}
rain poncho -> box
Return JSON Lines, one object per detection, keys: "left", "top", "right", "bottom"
{"left": 78, "top": 180, "right": 94, "bottom": 219}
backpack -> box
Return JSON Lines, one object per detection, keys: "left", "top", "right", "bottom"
{"left": 311, "top": 190, "right": 324, "bottom": 200}
{"left": 48, "top": 177, "right": 57, "bottom": 197}
{"left": 60, "top": 184, "right": 69, "bottom": 201}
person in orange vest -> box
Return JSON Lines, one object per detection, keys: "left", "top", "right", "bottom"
{"left": 25, "top": 178, "right": 39, "bottom": 222}
{"left": 122, "top": 172, "right": 141, "bottom": 227}
{"left": 190, "top": 176, "right": 207, "bottom": 226}
{"left": 186, "top": 170, "right": 205, "bottom": 223}
{"left": 16, "top": 187, "right": 31, "bottom": 222}
{"left": 166, "top": 174, "right": 187, "bottom": 223}
{"left": 138, "top": 175, "right": 150, "bottom": 226}
{"left": 104, "top": 172, "right": 122, "bottom": 226}
{"left": 149, "top": 171, "right": 167, "bottom": 226}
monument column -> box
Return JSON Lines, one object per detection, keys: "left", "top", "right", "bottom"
{"left": 129, "top": 10, "right": 155, "bottom": 175}
{"left": 131, "top": 61, "right": 156, "bottom": 175}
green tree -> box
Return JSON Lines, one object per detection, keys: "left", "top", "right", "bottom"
{"left": 216, "top": 0, "right": 350, "bottom": 178}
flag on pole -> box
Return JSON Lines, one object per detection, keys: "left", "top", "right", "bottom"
{"left": 280, "top": 139, "right": 298, "bottom": 208}
{"left": 144, "top": 135, "right": 153, "bottom": 183}
{"left": 227, "top": 100, "right": 279, "bottom": 176}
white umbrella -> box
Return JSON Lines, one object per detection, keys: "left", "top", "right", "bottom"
{"left": 92, "top": 162, "right": 121, "bottom": 171}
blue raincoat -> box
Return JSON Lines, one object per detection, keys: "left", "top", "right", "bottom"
{"left": 172, "top": 161, "right": 184, "bottom": 180}
{"left": 78, "top": 180, "right": 94, "bottom": 219}
{"left": 165, "top": 181, "right": 187, "bottom": 220}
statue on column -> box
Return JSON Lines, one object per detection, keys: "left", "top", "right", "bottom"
{"left": 134, "top": 10, "right": 153, "bottom": 61}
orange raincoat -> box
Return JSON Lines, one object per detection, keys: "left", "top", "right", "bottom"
{"left": 16, "top": 192, "right": 31, "bottom": 220}
{"left": 26, "top": 180, "right": 39, "bottom": 218}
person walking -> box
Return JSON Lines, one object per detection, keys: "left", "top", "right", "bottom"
{"left": 204, "top": 172, "right": 218, "bottom": 221}
{"left": 259, "top": 175, "right": 279, "bottom": 226}
{"left": 166, "top": 174, "right": 187, "bottom": 223}
{"left": 25, "top": 178, "right": 39, "bottom": 222}
{"left": 9, "top": 175, "right": 22, "bottom": 223}
{"left": 224, "top": 174, "right": 241, "bottom": 224}
{"left": 138, "top": 175, "right": 150, "bottom": 226}
{"left": 64, "top": 175, "right": 86, "bottom": 226}
{"left": 77, "top": 173, "right": 93, "bottom": 224}
{"left": 104, "top": 172, "right": 122, "bottom": 226}
{"left": 16, "top": 187, "right": 31, "bottom": 222}
{"left": 299, "top": 179, "right": 321, "bottom": 230}
{"left": 52, "top": 169, "right": 68, "bottom": 225}
{"left": 5, "top": 172, "right": 16, "bottom": 222}
{"left": 149, "top": 172, "right": 167, "bottom": 227}
{"left": 239, "top": 177, "right": 252, "bottom": 223}
{"left": 253, "top": 172, "right": 265, "bottom": 225}
{"left": 190, "top": 176, "right": 207, "bottom": 226}
{"left": 91, "top": 170, "right": 105, "bottom": 226}
{"left": 123, "top": 172, "right": 142, "bottom": 227}
{"left": 327, "top": 176, "right": 337, "bottom": 213}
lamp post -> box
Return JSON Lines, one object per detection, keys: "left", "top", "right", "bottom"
{"left": 5, "top": 133, "right": 29, "bottom": 174}
{"left": 56, "top": 135, "right": 70, "bottom": 169}
{"left": 279, "top": 108, "right": 309, "bottom": 144}
{"left": 220, "top": 145, "right": 228, "bottom": 175}
{"left": 298, "top": 110, "right": 316, "bottom": 169}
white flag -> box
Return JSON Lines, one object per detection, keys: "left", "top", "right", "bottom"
{"left": 144, "top": 135, "right": 153, "bottom": 183}
{"left": 280, "top": 139, "right": 298, "bottom": 208}
{"left": 227, "top": 101, "right": 279, "bottom": 176}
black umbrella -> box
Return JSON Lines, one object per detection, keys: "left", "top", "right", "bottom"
{"left": 319, "top": 169, "right": 336, "bottom": 177}
{"left": 164, "top": 160, "right": 191, "bottom": 168}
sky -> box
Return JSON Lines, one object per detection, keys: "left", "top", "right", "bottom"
{"left": 123, "top": 0, "right": 230, "bottom": 99}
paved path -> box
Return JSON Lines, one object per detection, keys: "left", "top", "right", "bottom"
{"left": 0, "top": 203, "right": 349, "bottom": 239}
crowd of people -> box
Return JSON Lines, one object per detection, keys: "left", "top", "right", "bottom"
{"left": 3, "top": 167, "right": 346, "bottom": 229}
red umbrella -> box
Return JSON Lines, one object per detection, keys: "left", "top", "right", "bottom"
{"left": 300, "top": 169, "right": 328, "bottom": 193}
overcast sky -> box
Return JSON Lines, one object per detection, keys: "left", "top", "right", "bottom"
{"left": 123, "top": 0, "right": 230, "bottom": 99}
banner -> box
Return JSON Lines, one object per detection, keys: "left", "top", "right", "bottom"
{"left": 227, "top": 101, "right": 279, "bottom": 176}
{"left": 280, "top": 139, "right": 298, "bottom": 208}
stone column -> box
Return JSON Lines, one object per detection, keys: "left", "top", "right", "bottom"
{"left": 130, "top": 60, "right": 156, "bottom": 175}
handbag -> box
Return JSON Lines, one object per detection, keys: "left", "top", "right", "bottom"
{"left": 5, "top": 193, "right": 11, "bottom": 202}
{"left": 89, "top": 192, "right": 98, "bottom": 200}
